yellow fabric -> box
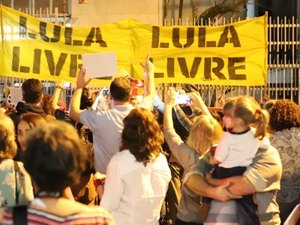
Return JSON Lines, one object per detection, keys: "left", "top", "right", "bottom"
{"left": 0, "top": 5, "right": 268, "bottom": 86}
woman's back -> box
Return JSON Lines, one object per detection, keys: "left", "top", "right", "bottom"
{"left": 270, "top": 127, "right": 300, "bottom": 223}
{"left": 101, "top": 150, "right": 171, "bottom": 225}
{"left": 265, "top": 99, "right": 300, "bottom": 223}
{"left": 270, "top": 127, "right": 300, "bottom": 197}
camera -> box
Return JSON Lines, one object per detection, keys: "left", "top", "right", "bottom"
{"left": 102, "top": 88, "right": 109, "bottom": 96}
{"left": 176, "top": 92, "right": 191, "bottom": 105}
{"left": 63, "top": 82, "right": 70, "bottom": 89}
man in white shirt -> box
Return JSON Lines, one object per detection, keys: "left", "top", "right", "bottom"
{"left": 69, "top": 58, "right": 155, "bottom": 173}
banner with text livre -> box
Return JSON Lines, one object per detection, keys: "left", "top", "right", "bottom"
{"left": 0, "top": 5, "right": 268, "bottom": 86}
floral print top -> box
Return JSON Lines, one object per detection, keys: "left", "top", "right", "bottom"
{"left": 269, "top": 127, "right": 300, "bottom": 203}
{"left": 0, "top": 159, "right": 34, "bottom": 207}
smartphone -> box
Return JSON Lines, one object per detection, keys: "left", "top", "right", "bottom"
{"left": 176, "top": 93, "right": 191, "bottom": 105}
{"left": 63, "top": 82, "right": 71, "bottom": 89}
{"left": 102, "top": 87, "right": 109, "bottom": 96}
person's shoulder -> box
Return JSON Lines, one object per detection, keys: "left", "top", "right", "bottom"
{"left": 14, "top": 160, "right": 25, "bottom": 167}
{"left": 112, "top": 104, "right": 134, "bottom": 113}
{"left": 15, "top": 161, "right": 29, "bottom": 174}
{"left": 0, "top": 159, "right": 14, "bottom": 170}
{"left": 289, "top": 126, "right": 300, "bottom": 133}
{"left": 257, "top": 145, "right": 279, "bottom": 156}
{"left": 154, "top": 154, "right": 172, "bottom": 174}
{"left": 80, "top": 108, "right": 107, "bottom": 123}
{"left": 157, "top": 152, "right": 169, "bottom": 161}
{"left": 112, "top": 150, "right": 134, "bottom": 162}
{"left": 255, "top": 145, "right": 282, "bottom": 167}
{"left": 152, "top": 153, "right": 170, "bottom": 167}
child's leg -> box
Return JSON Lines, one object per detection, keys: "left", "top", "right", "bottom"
{"left": 236, "top": 195, "right": 260, "bottom": 225}
{"left": 212, "top": 166, "right": 246, "bottom": 179}
{"left": 212, "top": 166, "right": 260, "bottom": 225}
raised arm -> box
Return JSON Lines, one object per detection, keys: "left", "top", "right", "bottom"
{"left": 174, "top": 104, "right": 192, "bottom": 131}
{"left": 69, "top": 68, "right": 91, "bottom": 122}
{"left": 140, "top": 55, "right": 155, "bottom": 110}
{"left": 189, "top": 92, "right": 212, "bottom": 117}
{"left": 163, "top": 87, "right": 176, "bottom": 131}
{"left": 163, "top": 87, "right": 198, "bottom": 168}
{"left": 52, "top": 81, "right": 64, "bottom": 111}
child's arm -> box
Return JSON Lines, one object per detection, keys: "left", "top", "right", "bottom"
{"left": 205, "top": 172, "right": 229, "bottom": 187}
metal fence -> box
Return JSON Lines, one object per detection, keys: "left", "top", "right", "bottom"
{"left": 1, "top": 11, "right": 300, "bottom": 106}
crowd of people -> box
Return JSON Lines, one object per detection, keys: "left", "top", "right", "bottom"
{"left": 0, "top": 57, "right": 299, "bottom": 225}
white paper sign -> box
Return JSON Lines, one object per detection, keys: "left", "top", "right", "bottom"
{"left": 82, "top": 52, "right": 117, "bottom": 78}
{"left": 10, "top": 87, "right": 23, "bottom": 105}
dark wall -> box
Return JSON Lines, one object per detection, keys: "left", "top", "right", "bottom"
{"left": 256, "top": 0, "right": 298, "bottom": 18}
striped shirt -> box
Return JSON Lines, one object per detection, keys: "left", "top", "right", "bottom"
{"left": 2, "top": 206, "right": 115, "bottom": 225}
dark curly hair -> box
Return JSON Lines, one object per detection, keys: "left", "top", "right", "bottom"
{"left": 24, "top": 121, "right": 87, "bottom": 194}
{"left": 120, "top": 108, "right": 164, "bottom": 165}
{"left": 267, "top": 99, "right": 300, "bottom": 132}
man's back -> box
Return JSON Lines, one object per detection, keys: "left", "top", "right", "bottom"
{"left": 69, "top": 57, "right": 155, "bottom": 173}
{"left": 80, "top": 104, "right": 134, "bottom": 173}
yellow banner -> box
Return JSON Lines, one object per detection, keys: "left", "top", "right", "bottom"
{"left": 0, "top": 5, "right": 268, "bottom": 86}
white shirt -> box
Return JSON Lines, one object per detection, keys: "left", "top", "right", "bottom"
{"left": 80, "top": 104, "right": 134, "bottom": 173}
{"left": 101, "top": 150, "right": 171, "bottom": 225}
{"left": 215, "top": 128, "right": 270, "bottom": 168}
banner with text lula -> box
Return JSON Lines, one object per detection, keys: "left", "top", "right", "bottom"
{"left": 0, "top": 5, "right": 267, "bottom": 86}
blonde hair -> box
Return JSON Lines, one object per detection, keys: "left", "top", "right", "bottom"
{"left": 186, "top": 115, "right": 223, "bottom": 154}
{"left": 224, "top": 96, "right": 269, "bottom": 140}
{"left": 0, "top": 114, "right": 17, "bottom": 160}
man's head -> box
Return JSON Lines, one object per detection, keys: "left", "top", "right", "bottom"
{"left": 22, "top": 79, "right": 44, "bottom": 104}
{"left": 109, "top": 77, "right": 131, "bottom": 103}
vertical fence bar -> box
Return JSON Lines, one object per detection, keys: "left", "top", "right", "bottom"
{"left": 290, "top": 17, "right": 294, "bottom": 101}
{"left": 54, "top": 7, "right": 59, "bottom": 25}
{"left": 269, "top": 17, "right": 273, "bottom": 98}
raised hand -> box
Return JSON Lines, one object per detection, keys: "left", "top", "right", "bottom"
{"left": 140, "top": 54, "right": 154, "bottom": 76}
{"left": 164, "top": 87, "right": 176, "bottom": 107}
{"left": 76, "top": 67, "right": 91, "bottom": 89}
